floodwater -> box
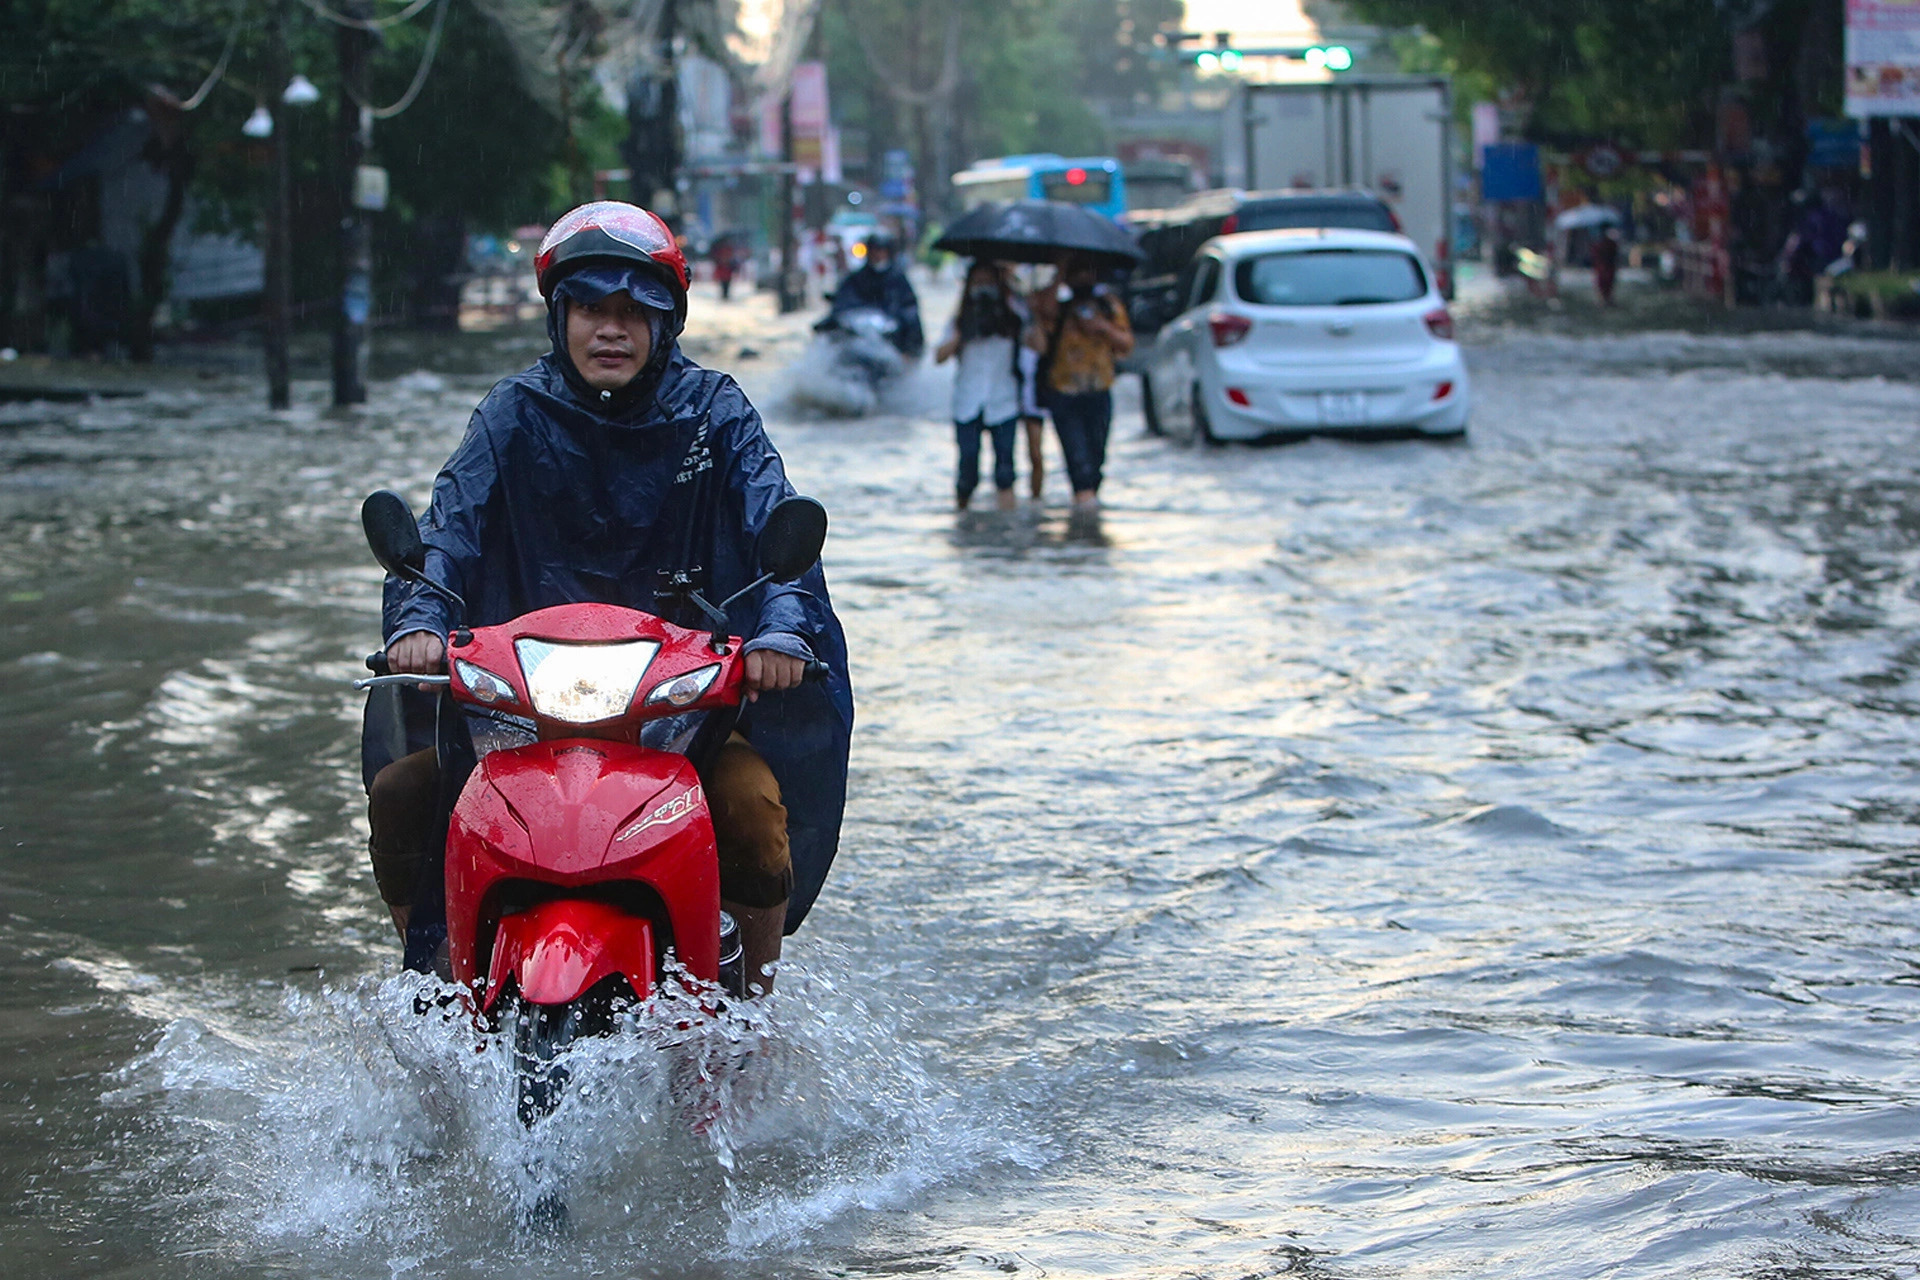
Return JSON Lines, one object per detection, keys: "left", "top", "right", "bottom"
{"left": 5, "top": 292, "right": 1920, "bottom": 1278}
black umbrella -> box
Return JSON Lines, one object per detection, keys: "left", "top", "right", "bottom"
{"left": 932, "top": 199, "right": 1144, "bottom": 267}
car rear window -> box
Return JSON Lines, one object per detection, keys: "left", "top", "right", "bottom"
{"left": 1235, "top": 250, "right": 1428, "bottom": 306}
{"left": 1237, "top": 201, "right": 1397, "bottom": 233}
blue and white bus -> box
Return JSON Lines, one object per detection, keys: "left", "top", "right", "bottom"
{"left": 952, "top": 154, "right": 1127, "bottom": 220}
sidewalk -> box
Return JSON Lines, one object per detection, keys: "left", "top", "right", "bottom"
{"left": 1450, "top": 259, "right": 1920, "bottom": 341}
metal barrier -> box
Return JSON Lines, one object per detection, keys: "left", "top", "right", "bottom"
{"left": 1672, "top": 241, "right": 1733, "bottom": 308}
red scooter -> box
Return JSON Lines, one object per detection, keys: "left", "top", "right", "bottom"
{"left": 356, "top": 489, "right": 829, "bottom": 1135}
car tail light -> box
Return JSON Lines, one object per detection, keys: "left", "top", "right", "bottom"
{"left": 1432, "top": 380, "right": 1453, "bottom": 401}
{"left": 1220, "top": 213, "right": 1239, "bottom": 235}
{"left": 1208, "top": 310, "right": 1252, "bottom": 347}
{"left": 1423, "top": 307, "right": 1453, "bottom": 340}
{"left": 1226, "top": 387, "right": 1251, "bottom": 407}
{"left": 1388, "top": 208, "right": 1403, "bottom": 232}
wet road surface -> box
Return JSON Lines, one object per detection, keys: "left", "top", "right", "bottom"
{"left": 4, "top": 293, "right": 1920, "bottom": 1277}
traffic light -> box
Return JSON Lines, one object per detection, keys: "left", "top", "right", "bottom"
{"left": 1184, "top": 40, "right": 1353, "bottom": 72}
{"left": 1195, "top": 49, "right": 1243, "bottom": 71}
{"left": 1304, "top": 45, "right": 1354, "bottom": 71}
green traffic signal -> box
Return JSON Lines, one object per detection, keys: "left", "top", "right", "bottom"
{"left": 1188, "top": 42, "right": 1352, "bottom": 71}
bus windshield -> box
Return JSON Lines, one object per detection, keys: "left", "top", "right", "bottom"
{"left": 955, "top": 172, "right": 1031, "bottom": 211}
{"left": 953, "top": 156, "right": 1126, "bottom": 219}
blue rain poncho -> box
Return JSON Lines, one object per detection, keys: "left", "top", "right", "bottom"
{"left": 827, "top": 262, "right": 925, "bottom": 356}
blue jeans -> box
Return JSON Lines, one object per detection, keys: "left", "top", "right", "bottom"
{"left": 956, "top": 414, "right": 1019, "bottom": 501}
{"left": 1048, "top": 390, "right": 1112, "bottom": 494}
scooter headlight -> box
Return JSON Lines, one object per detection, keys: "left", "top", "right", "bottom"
{"left": 513, "top": 638, "right": 660, "bottom": 723}
{"left": 644, "top": 663, "right": 721, "bottom": 708}
{"left": 454, "top": 659, "right": 519, "bottom": 707}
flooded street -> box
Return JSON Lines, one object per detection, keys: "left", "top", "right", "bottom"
{"left": 6, "top": 292, "right": 1920, "bottom": 1278}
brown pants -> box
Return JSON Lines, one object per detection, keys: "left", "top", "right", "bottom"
{"left": 367, "top": 734, "right": 792, "bottom": 911}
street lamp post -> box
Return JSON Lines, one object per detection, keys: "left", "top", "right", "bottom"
{"left": 778, "top": 91, "right": 802, "bottom": 314}
{"left": 333, "top": 1, "right": 373, "bottom": 407}
{"left": 263, "top": 0, "right": 293, "bottom": 409}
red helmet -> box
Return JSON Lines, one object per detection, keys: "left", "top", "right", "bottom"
{"left": 535, "top": 202, "right": 689, "bottom": 308}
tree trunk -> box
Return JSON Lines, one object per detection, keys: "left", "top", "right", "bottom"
{"left": 128, "top": 114, "right": 193, "bottom": 363}
{"left": 408, "top": 212, "right": 466, "bottom": 331}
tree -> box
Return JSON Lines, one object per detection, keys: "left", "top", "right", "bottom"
{"left": 822, "top": 0, "right": 1185, "bottom": 218}
{"left": 0, "top": 0, "right": 243, "bottom": 353}
{"left": 0, "top": 0, "right": 591, "bottom": 351}
{"left": 1341, "top": 0, "right": 1734, "bottom": 149}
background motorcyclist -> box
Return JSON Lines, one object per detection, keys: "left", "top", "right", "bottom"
{"left": 1776, "top": 184, "right": 1851, "bottom": 304}
{"left": 822, "top": 230, "right": 924, "bottom": 357}
{"left": 367, "top": 201, "right": 854, "bottom": 993}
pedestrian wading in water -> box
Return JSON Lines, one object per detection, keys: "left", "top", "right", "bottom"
{"left": 935, "top": 259, "right": 1026, "bottom": 510}
{"left": 1027, "top": 252, "right": 1133, "bottom": 510}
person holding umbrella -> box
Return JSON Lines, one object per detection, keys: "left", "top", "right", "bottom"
{"left": 931, "top": 201, "right": 1143, "bottom": 511}
{"left": 935, "top": 259, "right": 1025, "bottom": 510}
{"left": 1026, "top": 253, "right": 1133, "bottom": 510}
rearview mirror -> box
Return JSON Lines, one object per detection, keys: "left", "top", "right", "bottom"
{"left": 362, "top": 490, "right": 426, "bottom": 577}
{"left": 758, "top": 496, "right": 828, "bottom": 583}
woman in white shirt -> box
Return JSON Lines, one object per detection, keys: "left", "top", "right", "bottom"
{"left": 935, "top": 260, "right": 1025, "bottom": 510}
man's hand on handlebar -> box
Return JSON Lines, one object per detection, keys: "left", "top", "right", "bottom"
{"left": 387, "top": 631, "right": 446, "bottom": 690}
{"left": 744, "top": 649, "right": 805, "bottom": 702}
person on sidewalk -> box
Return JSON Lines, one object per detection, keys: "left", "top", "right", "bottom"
{"left": 711, "top": 235, "right": 739, "bottom": 301}
{"left": 1592, "top": 226, "right": 1621, "bottom": 307}
{"left": 1026, "top": 253, "right": 1133, "bottom": 510}
{"left": 935, "top": 260, "right": 1024, "bottom": 510}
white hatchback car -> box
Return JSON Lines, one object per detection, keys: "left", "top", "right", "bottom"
{"left": 1142, "top": 228, "right": 1469, "bottom": 442}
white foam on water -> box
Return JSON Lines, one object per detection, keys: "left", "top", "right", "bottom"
{"left": 783, "top": 335, "right": 882, "bottom": 418}
{"left": 97, "top": 943, "right": 1037, "bottom": 1272}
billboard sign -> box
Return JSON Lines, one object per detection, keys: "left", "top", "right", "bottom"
{"left": 1807, "top": 118, "right": 1863, "bottom": 167}
{"left": 1848, "top": 0, "right": 1920, "bottom": 117}
{"left": 790, "top": 60, "right": 829, "bottom": 169}
{"left": 1480, "top": 143, "right": 1541, "bottom": 202}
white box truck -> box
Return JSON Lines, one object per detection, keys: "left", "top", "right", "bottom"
{"left": 1223, "top": 76, "right": 1455, "bottom": 295}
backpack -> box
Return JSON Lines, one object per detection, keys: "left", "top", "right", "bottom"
{"left": 1032, "top": 296, "right": 1072, "bottom": 408}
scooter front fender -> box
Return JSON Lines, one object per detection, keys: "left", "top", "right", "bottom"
{"left": 483, "top": 899, "right": 654, "bottom": 1011}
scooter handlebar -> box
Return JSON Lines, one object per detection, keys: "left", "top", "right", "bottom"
{"left": 355, "top": 673, "right": 450, "bottom": 691}
{"left": 358, "top": 648, "right": 822, "bottom": 691}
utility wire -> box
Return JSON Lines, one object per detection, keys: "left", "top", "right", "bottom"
{"left": 295, "top": 0, "right": 435, "bottom": 32}
{"left": 348, "top": 0, "right": 451, "bottom": 119}
{"left": 176, "top": 1, "right": 246, "bottom": 109}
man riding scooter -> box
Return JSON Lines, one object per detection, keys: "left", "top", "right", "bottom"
{"left": 365, "top": 201, "right": 853, "bottom": 993}
{"left": 820, "top": 230, "right": 925, "bottom": 358}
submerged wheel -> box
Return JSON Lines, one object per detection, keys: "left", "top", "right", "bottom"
{"left": 1191, "top": 384, "right": 1222, "bottom": 448}
{"left": 508, "top": 980, "right": 621, "bottom": 1128}
{"left": 512, "top": 999, "right": 581, "bottom": 1128}
{"left": 1140, "top": 373, "right": 1164, "bottom": 436}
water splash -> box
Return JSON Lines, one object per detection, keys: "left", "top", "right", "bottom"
{"left": 98, "top": 944, "right": 1036, "bottom": 1271}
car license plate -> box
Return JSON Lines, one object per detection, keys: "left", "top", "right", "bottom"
{"left": 1318, "top": 391, "right": 1368, "bottom": 425}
